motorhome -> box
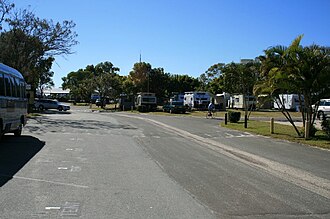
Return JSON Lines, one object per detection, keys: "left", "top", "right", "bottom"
{"left": 135, "top": 92, "right": 157, "bottom": 112}
{"left": 273, "top": 94, "right": 304, "bottom": 112}
{"left": 184, "top": 91, "right": 212, "bottom": 109}
{"left": 230, "top": 95, "right": 256, "bottom": 110}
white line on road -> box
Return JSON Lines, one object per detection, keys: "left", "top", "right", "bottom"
{"left": 1, "top": 174, "right": 89, "bottom": 189}
{"left": 45, "top": 207, "right": 61, "bottom": 210}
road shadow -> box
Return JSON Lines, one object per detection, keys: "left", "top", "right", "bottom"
{"left": 26, "top": 117, "right": 137, "bottom": 134}
{"left": 37, "top": 109, "right": 71, "bottom": 115}
{"left": 0, "top": 135, "right": 45, "bottom": 187}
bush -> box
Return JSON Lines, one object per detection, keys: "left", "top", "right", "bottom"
{"left": 228, "top": 111, "right": 241, "bottom": 123}
{"left": 321, "top": 119, "right": 330, "bottom": 138}
{"left": 310, "top": 125, "right": 318, "bottom": 137}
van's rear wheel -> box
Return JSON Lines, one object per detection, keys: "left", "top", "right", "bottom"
{"left": 14, "top": 124, "right": 22, "bottom": 137}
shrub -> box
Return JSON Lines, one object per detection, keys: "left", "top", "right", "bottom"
{"left": 321, "top": 119, "right": 330, "bottom": 138}
{"left": 309, "top": 125, "right": 318, "bottom": 137}
{"left": 228, "top": 111, "right": 241, "bottom": 123}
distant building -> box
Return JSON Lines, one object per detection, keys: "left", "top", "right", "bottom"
{"left": 42, "top": 87, "right": 70, "bottom": 99}
{"left": 240, "top": 58, "right": 260, "bottom": 64}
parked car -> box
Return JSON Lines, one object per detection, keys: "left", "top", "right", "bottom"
{"left": 34, "top": 99, "right": 70, "bottom": 111}
{"left": 95, "top": 99, "right": 105, "bottom": 107}
{"left": 314, "top": 99, "right": 330, "bottom": 119}
{"left": 163, "top": 101, "right": 186, "bottom": 114}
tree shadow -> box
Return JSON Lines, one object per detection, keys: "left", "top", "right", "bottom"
{"left": 38, "top": 109, "right": 71, "bottom": 115}
{"left": 25, "top": 117, "right": 137, "bottom": 134}
{"left": 0, "top": 135, "right": 45, "bottom": 187}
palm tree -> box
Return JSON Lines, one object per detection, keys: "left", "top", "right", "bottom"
{"left": 255, "top": 44, "right": 303, "bottom": 136}
{"left": 256, "top": 35, "right": 330, "bottom": 139}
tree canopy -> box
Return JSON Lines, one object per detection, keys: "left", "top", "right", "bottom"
{"left": 256, "top": 35, "right": 330, "bottom": 138}
{"left": 0, "top": 1, "right": 78, "bottom": 94}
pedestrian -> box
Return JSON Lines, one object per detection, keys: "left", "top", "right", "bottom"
{"left": 208, "top": 101, "right": 214, "bottom": 117}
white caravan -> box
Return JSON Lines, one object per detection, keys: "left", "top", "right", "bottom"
{"left": 273, "top": 94, "right": 304, "bottom": 112}
{"left": 184, "top": 91, "right": 212, "bottom": 109}
{"left": 135, "top": 92, "right": 157, "bottom": 112}
{"left": 230, "top": 95, "right": 256, "bottom": 110}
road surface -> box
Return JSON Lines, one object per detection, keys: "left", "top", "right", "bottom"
{"left": 0, "top": 107, "right": 329, "bottom": 218}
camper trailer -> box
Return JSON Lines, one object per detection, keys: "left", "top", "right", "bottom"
{"left": 135, "top": 92, "right": 157, "bottom": 112}
{"left": 118, "top": 94, "right": 135, "bottom": 110}
{"left": 274, "top": 94, "right": 304, "bottom": 112}
{"left": 184, "top": 91, "right": 212, "bottom": 110}
{"left": 231, "top": 95, "right": 256, "bottom": 110}
{"left": 214, "top": 93, "right": 230, "bottom": 110}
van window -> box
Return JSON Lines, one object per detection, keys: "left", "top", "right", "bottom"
{"left": 4, "top": 75, "right": 11, "bottom": 96}
{"left": 19, "top": 80, "right": 25, "bottom": 98}
{"left": 11, "top": 77, "right": 18, "bottom": 97}
{"left": 0, "top": 73, "right": 4, "bottom": 96}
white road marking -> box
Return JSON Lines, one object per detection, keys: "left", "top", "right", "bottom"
{"left": 1, "top": 175, "right": 89, "bottom": 188}
{"left": 45, "top": 207, "right": 61, "bottom": 210}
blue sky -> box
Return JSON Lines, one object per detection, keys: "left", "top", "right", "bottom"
{"left": 14, "top": 0, "right": 330, "bottom": 87}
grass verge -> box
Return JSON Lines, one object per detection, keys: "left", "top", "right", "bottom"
{"left": 220, "top": 120, "right": 330, "bottom": 149}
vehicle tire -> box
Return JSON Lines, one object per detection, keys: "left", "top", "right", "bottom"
{"left": 14, "top": 124, "right": 22, "bottom": 137}
{"left": 39, "top": 105, "right": 44, "bottom": 111}
{"left": 58, "top": 106, "right": 63, "bottom": 111}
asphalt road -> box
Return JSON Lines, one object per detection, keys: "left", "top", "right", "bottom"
{"left": 0, "top": 107, "right": 329, "bottom": 218}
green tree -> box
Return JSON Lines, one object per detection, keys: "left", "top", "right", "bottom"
{"left": 256, "top": 35, "right": 330, "bottom": 138}
{"left": 148, "top": 67, "right": 170, "bottom": 99}
{"left": 0, "top": 5, "right": 78, "bottom": 111}
{"left": 37, "top": 57, "right": 55, "bottom": 97}
{"left": 128, "top": 62, "right": 152, "bottom": 92}
{"left": 0, "top": 0, "right": 14, "bottom": 30}
{"left": 62, "top": 62, "right": 122, "bottom": 104}
{"left": 255, "top": 45, "right": 302, "bottom": 136}
{"left": 167, "top": 74, "right": 200, "bottom": 95}
{"left": 93, "top": 62, "right": 121, "bottom": 104}
{"left": 222, "top": 61, "right": 260, "bottom": 119}
{"left": 199, "top": 63, "right": 225, "bottom": 94}
{"left": 62, "top": 69, "right": 94, "bottom": 101}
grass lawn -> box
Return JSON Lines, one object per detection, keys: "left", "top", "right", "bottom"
{"left": 221, "top": 120, "right": 330, "bottom": 149}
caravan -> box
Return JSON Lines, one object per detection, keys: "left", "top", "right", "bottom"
{"left": 230, "top": 95, "right": 256, "bottom": 110}
{"left": 274, "top": 94, "right": 304, "bottom": 112}
{"left": 135, "top": 92, "right": 157, "bottom": 112}
{"left": 184, "top": 91, "right": 212, "bottom": 110}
